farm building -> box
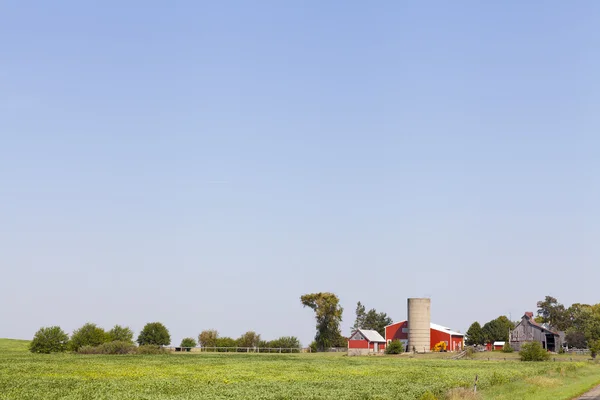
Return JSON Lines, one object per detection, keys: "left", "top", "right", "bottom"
{"left": 486, "top": 341, "right": 505, "bottom": 351}
{"left": 385, "top": 321, "right": 464, "bottom": 352}
{"left": 509, "top": 312, "right": 562, "bottom": 352}
{"left": 348, "top": 329, "right": 386, "bottom": 355}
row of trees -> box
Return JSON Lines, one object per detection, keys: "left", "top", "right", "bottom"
{"left": 30, "top": 322, "right": 301, "bottom": 354}
{"left": 29, "top": 322, "right": 169, "bottom": 354}
{"left": 195, "top": 329, "right": 301, "bottom": 349}
{"left": 535, "top": 296, "right": 600, "bottom": 349}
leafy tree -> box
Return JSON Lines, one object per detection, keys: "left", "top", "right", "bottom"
{"left": 536, "top": 296, "right": 568, "bottom": 330}
{"left": 385, "top": 339, "right": 404, "bottom": 354}
{"left": 482, "top": 316, "right": 514, "bottom": 342}
{"left": 565, "top": 330, "right": 587, "bottom": 348}
{"left": 69, "top": 323, "right": 108, "bottom": 351}
{"left": 180, "top": 337, "right": 197, "bottom": 348}
{"left": 29, "top": 326, "right": 69, "bottom": 354}
{"left": 332, "top": 335, "right": 348, "bottom": 348}
{"left": 519, "top": 341, "right": 550, "bottom": 361}
{"left": 301, "top": 292, "right": 344, "bottom": 351}
{"left": 137, "top": 322, "right": 170, "bottom": 346}
{"left": 237, "top": 331, "right": 261, "bottom": 348}
{"left": 107, "top": 325, "right": 134, "bottom": 343}
{"left": 198, "top": 329, "right": 218, "bottom": 347}
{"left": 465, "top": 322, "right": 485, "bottom": 346}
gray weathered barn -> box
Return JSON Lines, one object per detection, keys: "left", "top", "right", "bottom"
{"left": 510, "top": 312, "right": 562, "bottom": 352}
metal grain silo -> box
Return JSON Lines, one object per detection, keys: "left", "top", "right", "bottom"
{"left": 407, "top": 298, "right": 431, "bottom": 353}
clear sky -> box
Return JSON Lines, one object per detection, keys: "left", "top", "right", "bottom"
{"left": 1, "top": 1, "right": 599, "bottom": 347}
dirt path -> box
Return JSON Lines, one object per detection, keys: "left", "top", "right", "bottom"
{"left": 578, "top": 385, "right": 600, "bottom": 399}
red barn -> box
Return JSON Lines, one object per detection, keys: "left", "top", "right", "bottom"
{"left": 348, "top": 329, "right": 386, "bottom": 354}
{"left": 385, "top": 321, "right": 464, "bottom": 352}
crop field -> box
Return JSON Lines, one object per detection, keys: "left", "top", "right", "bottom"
{"left": 1, "top": 339, "right": 599, "bottom": 400}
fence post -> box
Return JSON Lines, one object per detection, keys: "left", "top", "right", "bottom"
{"left": 474, "top": 374, "right": 478, "bottom": 393}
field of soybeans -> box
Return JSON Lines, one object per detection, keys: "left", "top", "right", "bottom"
{"left": 1, "top": 339, "right": 600, "bottom": 400}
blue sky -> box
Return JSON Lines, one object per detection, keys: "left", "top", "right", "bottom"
{"left": 1, "top": 1, "right": 599, "bottom": 346}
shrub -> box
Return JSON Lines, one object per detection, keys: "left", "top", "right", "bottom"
{"left": 69, "top": 323, "right": 108, "bottom": 351}
{"left": 77, "top": 345, "right": 102, "bottom": 354}
{"left": 268, "top": 336, "right": 301, "bottom": 352}
{"left": 309, "top": 341, "right": 318, "bottom": 353}
{"left": 385, "top": 340, "right": 404, "bottom": 355}
{"left": 465, "top": 346, "right": 475, "bottom": 359}
{"left": 501, "top": 342, "right": 514, "bottom": 353}
{"left": 29, "top": 326, "right": 69, "bottom": 354}
{"left": 519, "top": 341, "right": 550, "bottom": 361}
{"left": 107, "top": 325, "right": 134, "bottom": 343}
{"left": 76, "top": 341, "right": 137, "bottom": 355}
{"left": 180, "top": 337, "right": 197, "bottom": 348}
{"left": 137, "top": 322, "right": 170, "bottom": 346}
{"left": 136, "top": 345, "right": 168, "bottom": 354}
{"left": 101, "top": 340, "right": 136, "bottom": 354}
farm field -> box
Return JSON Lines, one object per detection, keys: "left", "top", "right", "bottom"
{"left": 1, "top": 339, "right": 599, "bottom": 400}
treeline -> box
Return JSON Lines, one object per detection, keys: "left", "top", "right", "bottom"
{"left": 29, "top": 322, "right": 301, "bottom": 355}
{"left": 535, "top": 296, "right": 600, "bottom": 349}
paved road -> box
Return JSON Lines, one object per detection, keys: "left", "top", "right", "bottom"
{"left": 578, "top": 385, "right": 600, "bottom": 399}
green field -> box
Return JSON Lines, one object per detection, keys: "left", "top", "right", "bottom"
{"left": 1, "top": 339, "right": 599, "bottom": 400}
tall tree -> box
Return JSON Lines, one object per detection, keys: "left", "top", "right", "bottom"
{"left": 351, "top": 302, "right": 393, "bottom": 337}
{"left": 351, "top": 302, "right": 366, "bottom": 332}
{"left": 536, "top": 296, "right": 568, "bottom": 330}
{"left": 301, "top": 292, "right": 344, "bottom": 351}
{"left": 465, "top": 322, "right": 484, "bottom": 346}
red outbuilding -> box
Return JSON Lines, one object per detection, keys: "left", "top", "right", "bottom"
{"left": 348, "top": 329, "right": 386, "bottom": 353}
{"left": 385, "top": 321, "right": 464, "bottom": 352}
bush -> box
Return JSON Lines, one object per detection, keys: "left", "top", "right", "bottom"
{"left": 519, "top": 341, "right": 550, "bottom": 361}
{"left": 501, "top": 342, "right": 514, "bottom": 353}
{"left": 385, "top": 340, "right": 404, "bottom": 355}
{"left": 180, "top": 337, "right": 197, "bottom": 348}
{"left": 136, "top": 345, "right": 168, "bottom": 354}
{"left": 465, "top": 346, "right": 475, "bottom": 359}
{"left": 268, "top": 336, "right": 301, "bottom": 352}
{"left": 101, "top": 340, "right": 137, "bottom": 354}
{"left": 29, "top": 326, "right": 70, "bottom": 354}
{"left": 309, "top": 341, "right": 318, "bottom": 353}
{"left": 76, "top": 341, "right": 137, "bottom": 355}
{"left": 77, "top": 345, "right": 102, "bottom": 354}
{"left": 107, "top": 325, "right": 134, "bottom": 343}
{"left": 137, "top": 322, "right": 170, "bottom": 346}
{"left": 69, "top": 323, "right": 108, "bottom": 351}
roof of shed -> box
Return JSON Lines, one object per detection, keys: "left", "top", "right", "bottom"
{"left": 357, "top": 329, "right": 386, "bottom": 342}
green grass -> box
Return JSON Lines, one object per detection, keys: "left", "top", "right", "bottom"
{"left": 1, "top": 339, "right": 599, "bottom": 400}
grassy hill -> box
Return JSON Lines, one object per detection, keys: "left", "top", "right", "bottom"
{"left": 0, "top": 338, "right": 30, "bottom": 353}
